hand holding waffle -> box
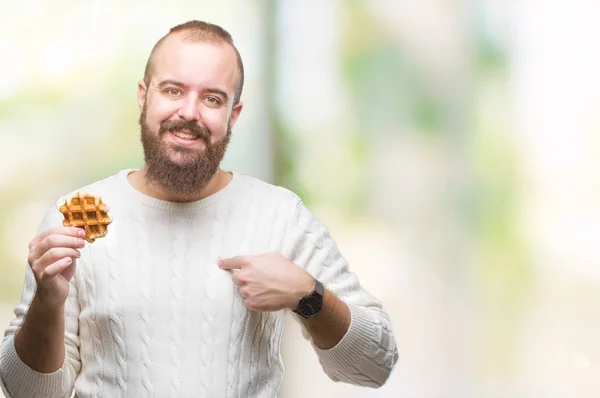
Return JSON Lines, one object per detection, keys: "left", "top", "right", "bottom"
{"left": 27, "top": 193, "right": 112, "bottom": 309}
{"left": 27, "top": 226, "right": 87, "bottom": 309}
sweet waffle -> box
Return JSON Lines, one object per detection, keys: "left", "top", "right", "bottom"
{"left": 59, "top": 192, "right": 112, "bottom": 243}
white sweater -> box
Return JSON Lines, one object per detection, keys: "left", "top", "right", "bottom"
{"left": 0, "top": 169, "right": 397, "bottom": 398}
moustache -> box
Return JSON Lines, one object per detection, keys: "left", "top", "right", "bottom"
{"left": 159, "top": 120, "right": 211, "bottom": 143}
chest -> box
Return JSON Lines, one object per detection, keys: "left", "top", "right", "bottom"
{"left": 72, "top": 205, "right": 287, "bottom": 329}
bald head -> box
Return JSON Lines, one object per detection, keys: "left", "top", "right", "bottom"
{"left": 143, "top": 20, "right": 244, "bottom": 104}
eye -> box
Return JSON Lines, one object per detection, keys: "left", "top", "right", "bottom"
{"left": 205, "top": 96, "right": 222, "bottom": 106}
{"left": 164, "top": 88, "right": 182, "bottom": 97}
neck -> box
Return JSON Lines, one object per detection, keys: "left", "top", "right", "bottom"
{"left": 128, "top": 166, "right": 232, "bottom": 202}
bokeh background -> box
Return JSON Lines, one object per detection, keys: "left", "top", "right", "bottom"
{"left": 2, "top": 0, "right": 600, "bottom": 397}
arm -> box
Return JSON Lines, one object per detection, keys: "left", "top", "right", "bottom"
{"left": 0, "top": 204, "right": 83, "bottom": 398}
{"left": 14, "top": 296, "right": 67, "bottom": 373}
{"left": 285, "top": 199, "right": 398, "bottom": 388}
{"left": 217, "top": 195, "right": 398, "bottom": 388}
{"left": 297, "top": 287, "right": 351, "bottom": 350}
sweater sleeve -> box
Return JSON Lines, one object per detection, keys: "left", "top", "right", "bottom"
{"left": 0, "top": 203, "right": 81, "bottom": 398}
{"left": 285, "top": 198, "right": 398, "bottom": 388}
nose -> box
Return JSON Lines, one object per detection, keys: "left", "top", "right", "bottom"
{"left": 177, "top": 93, "right": 200, "bottom": 122}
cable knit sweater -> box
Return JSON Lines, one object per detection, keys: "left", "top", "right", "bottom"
{"left": 0, "top": 169, "right": 398, "bottom": 398}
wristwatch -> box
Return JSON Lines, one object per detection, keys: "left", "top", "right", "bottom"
{"left": 293, "top": 279, "right": 324, "bottom": 318}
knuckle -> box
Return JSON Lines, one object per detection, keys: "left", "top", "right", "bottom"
{"left": 241, "top": 259, "right": 252, "bottom": 268}
{"left": 46, "top": 247, "right": 61, "bottom": 260}
{"left": 45, "top": 234, "right": 59, "bottom": 247}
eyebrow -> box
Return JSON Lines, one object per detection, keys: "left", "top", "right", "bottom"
{"left": 156, "top": 79, "right": 229, "bottom": 102}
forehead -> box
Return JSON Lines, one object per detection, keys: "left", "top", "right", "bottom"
{"left": 151, "top": 35, "right": 239, "bottom": 94}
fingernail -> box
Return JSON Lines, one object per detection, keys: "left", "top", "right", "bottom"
{"left": 78, "top": 230, "right": 85, "bottom": 237}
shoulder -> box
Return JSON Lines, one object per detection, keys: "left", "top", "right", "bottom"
{"left": 54, "top": 169, "right": 129, "bottom": 207}
{"left": 231, "top": 173, "right": 325, "bottom": 232}
{"left": 233, "top": 172, "right": 303, "bottom": 207}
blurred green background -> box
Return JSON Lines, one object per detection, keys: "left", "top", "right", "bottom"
{"left": 2, "top": 0, "right": 600, "bottom": 397}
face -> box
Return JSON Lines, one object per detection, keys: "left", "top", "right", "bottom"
{"left": 137, "top": 35, "right": 243, "bottom": 195}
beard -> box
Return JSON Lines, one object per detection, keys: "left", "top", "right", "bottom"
{"left": 139, "top": 105, "right": 232, "bottom": 197}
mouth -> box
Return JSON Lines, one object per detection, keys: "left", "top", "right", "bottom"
{"left": 171, "top": 129, "right": 199, "bottom": 141}
{"left": 167, "top": 130, "right": 207, "bottom": 148}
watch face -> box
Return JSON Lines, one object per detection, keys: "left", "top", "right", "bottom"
{"left": 300, "top": 295, "right": 322, "bottom": 317}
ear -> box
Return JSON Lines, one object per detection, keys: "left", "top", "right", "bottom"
{"left": 228, "top": 101, "right": 244, "bottom": 128}
{"left": 137, "top": 80, "right": 147, "bottom": 110}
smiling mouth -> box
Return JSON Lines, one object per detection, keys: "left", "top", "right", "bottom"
{"left": 171, "top": 130, "right": 199, "bottom": 141}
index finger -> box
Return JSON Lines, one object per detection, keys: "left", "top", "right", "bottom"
{"left": 37, "top": 226, "right": 86, "bottom": 241}
{"left": 218, "top": 256, "right": 250, "bottom": 271}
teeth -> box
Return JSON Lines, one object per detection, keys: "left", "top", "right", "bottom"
{"left": 173, "top": 131, "right": 197, "bottom": 140}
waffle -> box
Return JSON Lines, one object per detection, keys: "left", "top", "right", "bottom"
{"left": 59, "top": 192, "right": 112, "bottom": 243}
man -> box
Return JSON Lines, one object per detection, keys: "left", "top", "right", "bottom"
{"left": 0, "top": 20, "right": 398, "bottom": 397}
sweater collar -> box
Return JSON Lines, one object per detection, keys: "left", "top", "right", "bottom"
{"left": 117, "top": 169, "right": 242, "bottom": 211}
